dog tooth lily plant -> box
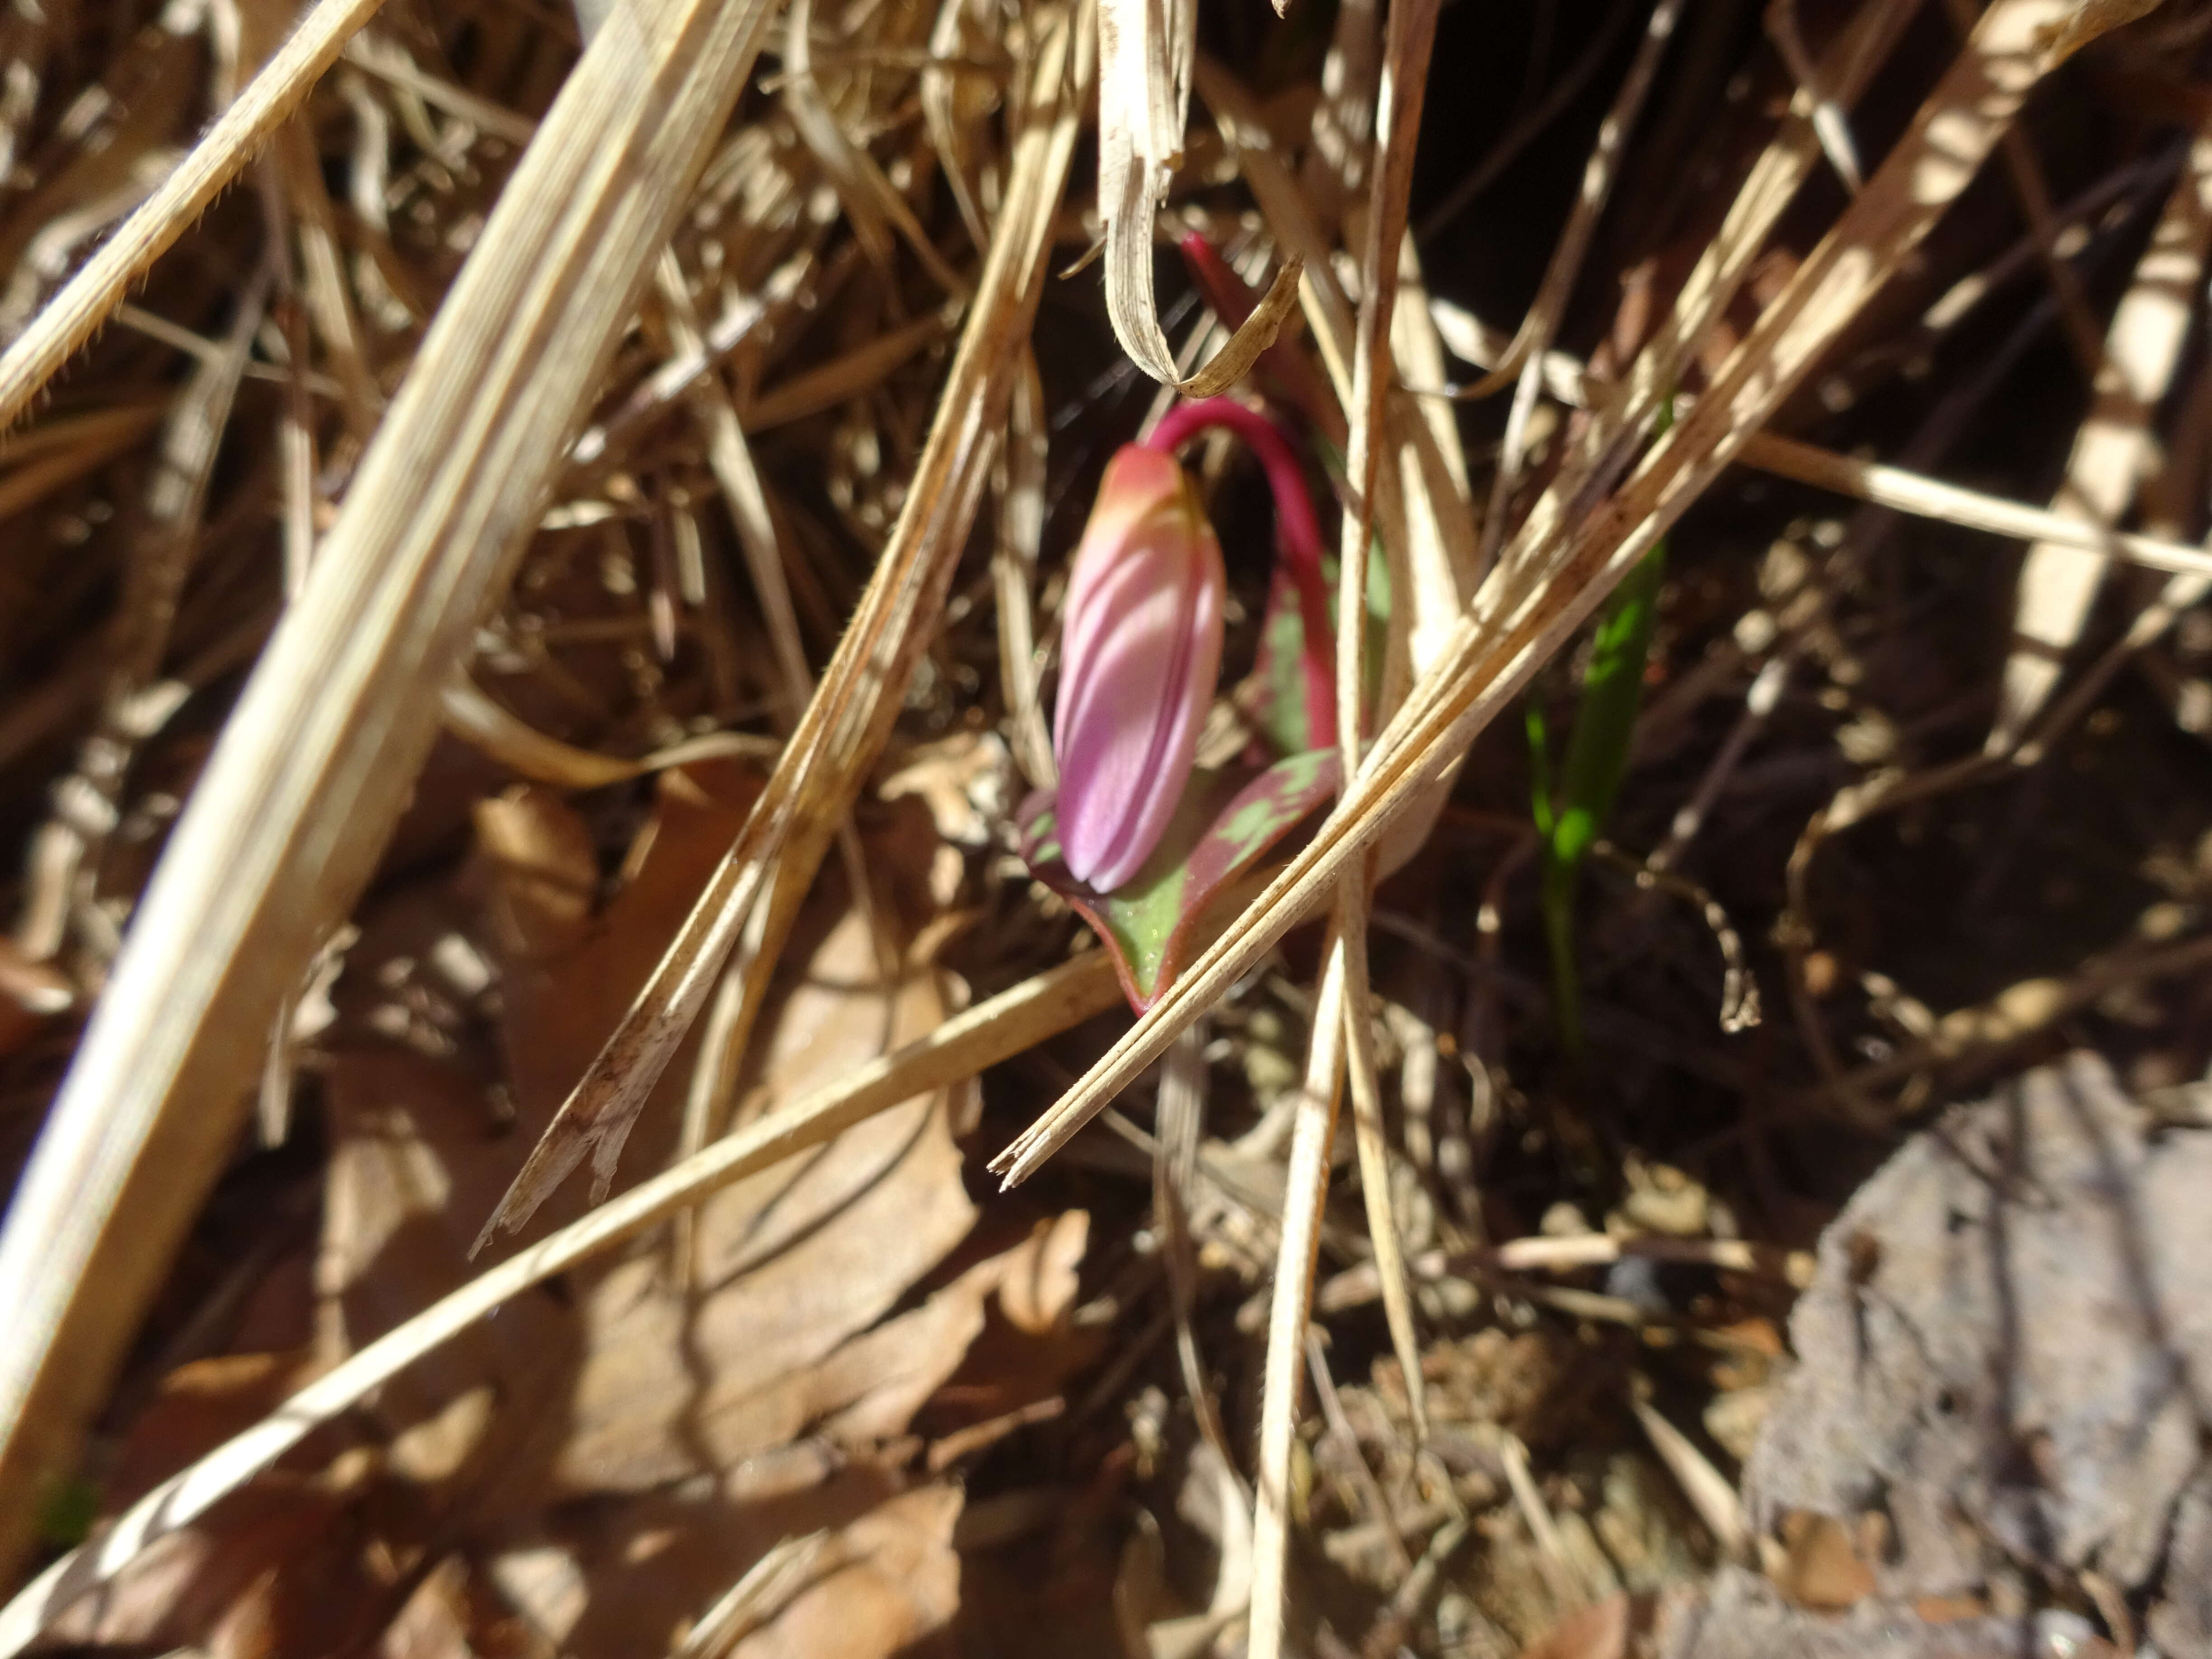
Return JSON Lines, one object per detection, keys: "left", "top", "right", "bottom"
{"left": 1022, "top": 396, "right": 1343, "bottom": 1009}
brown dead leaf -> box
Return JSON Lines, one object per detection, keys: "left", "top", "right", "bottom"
{"left": 493, "top": 759, "right": 764, "bottom": 1137}
{"left": 477, "top": 1465, "right": 949, "bottom": 1659}
{"left": 1771, "top": 1512, "right": 1877, "bottom": 1613}
{"left": 66, "top": 751, "right": 1079, "bottom": 1657}
{"left": 726, "top": 1485, "right": 963, "bottom": 1659}
{"left": 552, "top": 884, "right": 979, "bottom": 1492}
{"left": 378, "top": 1556, "right": 485, "bottom": 1659}
{"left": 1518, "top": 1593, "right": 1673, "bottom": 1659}
{"left": 949, "top": 1476, "right": 1130, "bottom": 1659}
{"left": 995, "top": 1209, "right": 1090, "bottom": 1336}
{"left": 470, "top": 785, "right": 599, "bottom": 964}
{"left": 57, "top": 1300, "right": 384, "bottom": 1656}
{"left": 106, "top": 1350, "right": 327, "bottom": 1511}
{"left": 917, "top": 1216, "right": 1108, "bottom": 1449}
{"left": 45, "top": 1472, "right": 381, "bottom": 1655}
{"left": 319, "top": 1045, "right": 584, "bottom": 1507}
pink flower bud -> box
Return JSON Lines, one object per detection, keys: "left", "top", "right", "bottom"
{"left": 1053, "top": 444, "right": 1227, "bottom": 891}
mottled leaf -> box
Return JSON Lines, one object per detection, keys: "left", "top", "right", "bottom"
{"left": 1021, "top": 748, "right": 1339, "bottom": 1008}
{"left": 1237, "top": 564, "right": 1325, "bottom": 759}
{"left": 1236, "top": 535, "right": 1389, "bottom": 759}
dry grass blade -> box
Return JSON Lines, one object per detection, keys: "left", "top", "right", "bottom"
{"left": 1739, "top": 427, "right": 2212, "bottom": 581}
{"left": 1300, "top": 0, "right": 1378, "bottom": 225}
{"left": 0, "top": 952, "right": 1122, "bottom": 1657}
{"left": 670, "top": 1532, "right": 837, "bottom": 1659}
{"left": 1340, "top": 920, "right": 1426, "bottom": 1433}
{"left": 1098, "top": 0, "right": 1301, "bottom": 394}
{"left": 994, "top": 0, "right": 2095, "bottom": 1190}
{"left": 1248, "top": 934, "right": 1350, "bottom": 1659}
{"left": 0, "top": 403, "right": 163, "bottom": 466}
{"left": 1479, "top": 0, "right": 1684, "bottom": 580}
{"left": 107, "top": 270, "right": 268, "bottom": 698}
{"left": 2020, "top": 557, "right": 2212, "bottom": 767}
{"left": 1499, "top": 1430, "right": 1584, "bottom": 1611}
{"left": 0, "top": 404, "right": 164, "bottom": 516}
{"left": 338, "top": 31, "right": 540, "bottom": 143}
{"left": 655, "top": 253, "right": 813, "bottom": 718}
{"left": 1332, "top": 0, "right": 1439, "bottom": 769}
{"left": 0, "top": 0, "right": 787, "bottom": 1572}
{"left": 9, "top": 3, "right": 2198, "bottom": 1652}
{"left": 646, "top": 252, "right": 871, "bottom": 1270}
{"left": 1800, "top": 930, "right": 2212, "bottom": 1105}
{"left": 1190, "top": 55, "right": 1479, "bottom": 670}
{"left": 783, "top": 0, "right": 970, "bottom": 299}
{"left": 1766, "top": 0, "right": 1866, "bottom": 192}
{"left": 994, "top": 347, "right": 1056, "bottom": 785}
{"left": 1627, "top": 1377, "right": 1750, "bottom": 1562}
{"left": 1473, "top": 0, "right": 1687, "bottom": 576}
{"left": 1989, "top": 112, "right": 2212, "bottom": 752}
{"left": 1937, "top": 0, "right": 2107, "bottom": 379}
{"left": 743, "top": 311, "right": 952, "bottom": 431}
{"left": 922, "top": 0, "right": 995, "bottom": 251}
{"left": 1303, "top": 1327, "right": 1410, "bottom": 1573}
{"left": 0, "top": 0, "right": 388, "bottom": 430}
{"left": 14, "top": 273, "right": 267, "bottom": 964}
{"left": 1492, "top": 0, "right": 1922, "bottom": 600}
{"left": 1248, "top": 2, "right": 1439, "bottom": 1650}
{"left": 478, "top": 4, "right": 1090, "bottom": 1243}
{"left": 1191, "top": 56, "right": 1357, "bottom": 405}
{"left": 439, "top": 678, "right": 780, "bottom": 787}
{"left": 266, "top": 116, "right": 379, "bottom": 436}
{"left": 1154, "top": 1018, "right": 1237, "bottom": 1477}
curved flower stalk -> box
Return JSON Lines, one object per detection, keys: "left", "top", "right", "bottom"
{"left": 1025, "top": 396, "right": 1340, "bottom": 1008}
{"left": 1145, "top": 397, "right": 1336, "bottom": 754}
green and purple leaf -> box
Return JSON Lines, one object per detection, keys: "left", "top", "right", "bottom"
{"left": 1020, "top": 747, "right": 1340, "bottom": 1009}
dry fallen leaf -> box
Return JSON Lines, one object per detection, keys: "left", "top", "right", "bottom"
{"left": 995, "top": 1208, "right": 1090, "bottom": 1336}
{"left": 1769, "top": 1512, "right": 1878, "bottom": 1613}
{"left": 375, "top": 1555, "right": 487, "bottom": 1659}
{"left": 548, "top": 854, "right": 980, "bottom": 1491}
{"left": 724, "top": 1485, "right": 964, "bottom": 1659}
{"left": 1516, "top": 1593, "right": 1643, "bottom": 1659}
{"left": 491, "top": 759, "right": 766, "bottom": 1143}
{"left": 477, "top": 1462, "right": 921, "bottom": 1657}
{"left": 45, "top": 1471, "right": 376, "bottom": 1655}
{"left": 258, "top": 763, "right": 1081, "bottom": 1657}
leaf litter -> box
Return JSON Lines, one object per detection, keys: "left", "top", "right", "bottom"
{"left": 42, "top": 768, "right": 1096, "bottom": 1657}
{"left": 9, "top": 0, "right": 2212, "bottom": 1656}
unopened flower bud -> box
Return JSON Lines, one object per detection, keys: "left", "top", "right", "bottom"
{"left": 1052, "top": 445, "right": 1227, "bottom": 891}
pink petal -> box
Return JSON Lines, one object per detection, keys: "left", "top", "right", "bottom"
{"left": 1053, "top": 448, "right": 1225, "bottom": 891}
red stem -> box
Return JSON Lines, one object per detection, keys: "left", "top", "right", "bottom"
{"left": 1176, "top": 232, "right": 1345, "bottom": 447}
{"left": 1143, "top": 397, "right": 1337, "bottom": 751}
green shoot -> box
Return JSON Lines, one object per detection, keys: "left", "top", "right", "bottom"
{"left": 1528, "top": 471, "right": 1669, "bottom": 1063}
